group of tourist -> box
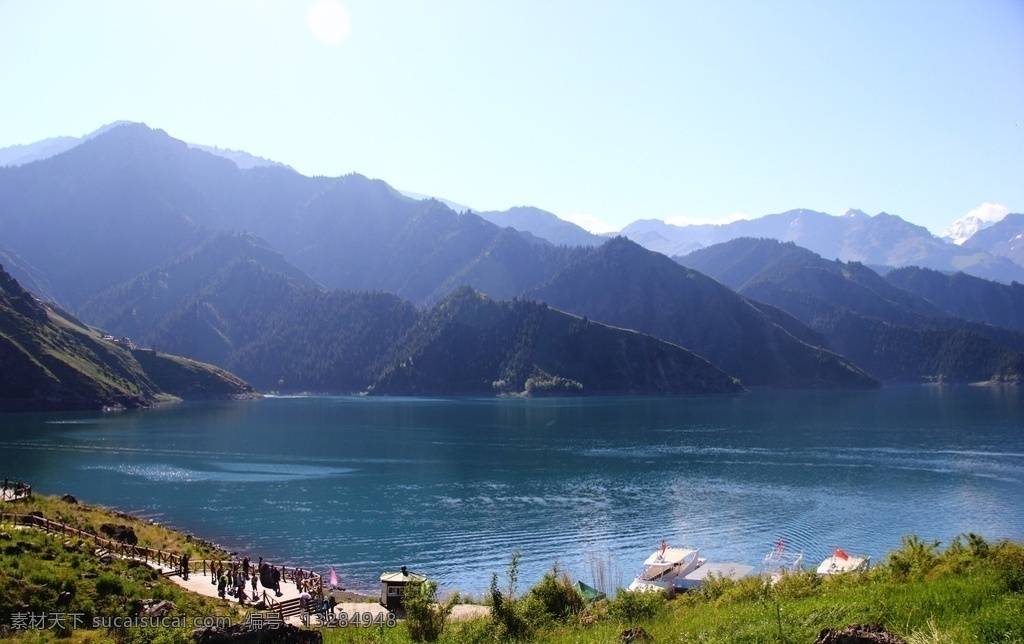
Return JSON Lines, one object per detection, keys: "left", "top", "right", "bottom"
{"left": 200, "top": 556, "right": 284, "bottom": 604}
{"left": 179, "top": 552, "right": 328, "bottom": 607}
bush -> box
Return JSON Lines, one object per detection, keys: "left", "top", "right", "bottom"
{"left": 490, "top": 573, "right": 534, "bottom": 641}
{"left": 694, "top": 571, "right": 737, "bottom": 603}
{"left": 607, "top": 589, "right": 665, "bottom": 622}
{"left": 95, "top": 572, "right": 126, "bottom": 596}
{"left": 711, "top": 574, "right": 773, "bottom": 606}
{"left": 991, "top": 540, "right": 1024, "bottom": 593}
{"left": 527, "top": 564, "right": 584, "bottom": 622}
{"left": 487, "top": 552, "right": 552, "bottom": 641}
{"left": 934, "top": 533, "right": 992, "bottom": 576}
{"left": 772, "top": 568, "right": 821, "bottom": 600}
{"left": 404, "top": 579, "right": 453, "bottom": 642}
{"left": 886, "top": 535, "right": 940, "bottom": 580}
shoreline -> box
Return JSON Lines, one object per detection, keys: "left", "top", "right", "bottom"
{"left": 2, "top": 488, "right": 380, "bottom": 604}
{"left": 2, "top": 488, "right": 493, "bottom": 629}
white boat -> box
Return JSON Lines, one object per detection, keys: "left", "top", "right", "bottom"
{"left": 816, "top": 548, "right": 869, "bottom": 576}
{"left": 627, "top": 541, "right": 705, "bottom": 592}
{"left": 761, "top": 540, "right": 804, "bottom": 583}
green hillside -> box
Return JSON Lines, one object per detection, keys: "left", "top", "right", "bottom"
{"left": 372, "top": 287, "right": 742, "bottom": 396}
{"left": 0, "top": 265, "right": 256, "bottom": 411}
{"left": 529, "top": 237, "right": 876, "bottom": 389}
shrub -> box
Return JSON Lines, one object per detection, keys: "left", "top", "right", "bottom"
{"left": 490, "top": 572, "right": 533, "bottom": 641}
{"left": 991, "top": 540, "right": 1024, "bottom": 593}
{"left": 404, "top": 579, "right": 454, "bottom": 642}
{"left": 488, "top": 552, "right": 550, "bottom": 641}
{"left": 527, "top": 564, "right": 584, "bottom": 622}
{"left": 712, "top": 574, "right": 773, "bottom": 606}
{"left": 607, "top": 589, "right": 665, "bottom": 622}
{"left": 694, "top": 571, "right": 737, "bottom": 603}
{"left": 772, "top": 568, "right": 821, "bottom": 600}
{"left": 886, "top": 535, "right": 940, "bottom": 580}
{"left": 95, "top": 572, "right": 126, "bottom": 596}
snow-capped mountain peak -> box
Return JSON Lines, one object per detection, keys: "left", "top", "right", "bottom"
{"left": 942, "top": 204, "right": 1009, "bottom": 245}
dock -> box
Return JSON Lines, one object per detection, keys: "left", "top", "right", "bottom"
{"left": 675, "top": 562, "right": 755, "bottom": 590}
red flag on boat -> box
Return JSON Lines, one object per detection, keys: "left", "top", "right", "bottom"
{"left": 834, "top": 548, "right": 849, "bottom": 561}
{"left": 329, "top": 567, "right": 339, "bottom": 588}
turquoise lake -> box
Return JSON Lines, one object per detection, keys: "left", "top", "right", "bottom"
{"left": 1, "top": 386, "right": 1022, "bottom": 596}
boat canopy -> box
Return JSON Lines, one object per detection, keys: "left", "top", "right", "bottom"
{"left": 642, "top": 547, "right": 698, "bottom": 566}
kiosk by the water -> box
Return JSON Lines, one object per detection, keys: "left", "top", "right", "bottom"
{"left": 379, "top": 566, "right": 426, "bottom": 611}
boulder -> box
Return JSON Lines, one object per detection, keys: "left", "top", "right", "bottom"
{"left": 141, "top": 599, "right": 177, "bottom": 618}
{"left": 99, "top": 523, "right": 138, "bottom": 545}
{"left": 620, "top": 626, "right": 654, "bottom": 642}
{"left": 60, "top": 494, "right": 78, "bottom": 504}
{"left": 816, "top": 623, "right": 907, "bottom": 644}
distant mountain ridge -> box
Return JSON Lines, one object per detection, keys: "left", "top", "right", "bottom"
{"left": 477, "top": 206, "right": 604, "bottom": 247}
{"left": 0, "top": 121, "right": 290, "bottom": 172}
{"left": 961, "top": 213, "right": 1024, "bottom": 267}
{"left": 621, "top": 209, "right": 1024, "bottom": 284}
{"left": 683, "top": 238, "right": 1024, "bottom": 383}
{"left": 4, "top": 123, "right": 1018, "bottom": 277}
{"left": 527, "top": 237, "right": 878, "bottom": 389}
{"left": 3, "top": 121, "right": 1022, "bottom": 395}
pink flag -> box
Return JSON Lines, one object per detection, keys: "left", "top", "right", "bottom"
{"left": 329, "top": 568, "right": 339, "bottom": 588}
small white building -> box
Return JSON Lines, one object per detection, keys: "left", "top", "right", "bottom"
{"left": 378, "top": 566, "right": 426, "bottom": 611}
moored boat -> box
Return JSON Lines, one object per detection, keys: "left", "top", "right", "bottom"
{"left": 761, "top": 539, "right": 803, "bottom": 583}
{"left": 816, "top": 547, "right": 869, "bottom": 576}
{"left": 627, "top": 541, "right": 706, "bottom": 592}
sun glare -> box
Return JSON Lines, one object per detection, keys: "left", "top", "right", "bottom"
{"left": 307, "top": 1, "right": 351, "bottom": 46}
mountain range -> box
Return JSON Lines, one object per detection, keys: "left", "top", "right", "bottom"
{"left": 682, "top": 238, "right": 1024, "bottom": 383}
{"left": 2, "top": 121, "right": 1023, "bottom": 402}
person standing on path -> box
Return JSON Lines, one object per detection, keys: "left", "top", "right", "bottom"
{"left": 218, "top": 571, "right": 227, "bottom": 599}
{"left": 180, "top": 553, "right": 190, "bottom": 580}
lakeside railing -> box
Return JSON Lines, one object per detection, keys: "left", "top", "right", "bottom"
{"left": 0, "top": 511, "right": 325, "bottom": 610}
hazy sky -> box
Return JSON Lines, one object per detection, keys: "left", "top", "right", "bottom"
{"left": 1, "top": 1, "right": 1021, "bottom": 234}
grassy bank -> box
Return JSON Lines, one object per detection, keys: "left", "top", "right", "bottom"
{"left": 315, "top": 536, "right": 1024, "bottom": 644}
{"left": 2, "top": 493, "right": 1023, "bottom": 642}
{"left": 0, "top": 494, "right": 242, "bottom": 643}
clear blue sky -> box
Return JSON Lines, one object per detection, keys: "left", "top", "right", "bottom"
{"left": 1, "top": 0, "right": 1021, "bottom": 234}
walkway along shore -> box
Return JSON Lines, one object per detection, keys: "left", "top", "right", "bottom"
{"left": 0, "top": 510, "right": 393, "bottom": 626}
{"left": 1, "top": 482, "right": 489, "bottom": 627}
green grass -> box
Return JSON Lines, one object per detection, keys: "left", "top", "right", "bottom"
{"left": 316, "top": 535, "right": 1024, "bottom": 644}
{"left": 0, "top": 495, "right": 244, "bottom": 643}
